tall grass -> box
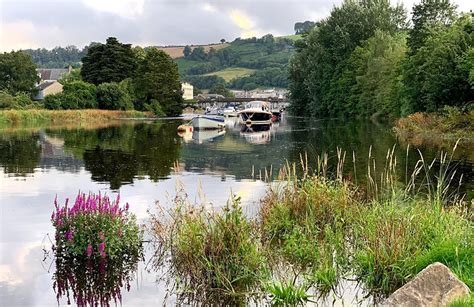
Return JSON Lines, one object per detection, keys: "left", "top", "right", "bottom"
{"left": 151, "top": 144, "right": 472, "bottom": 304}
{"left": 260, "top": 144, "right": 472, "bottom": 300}
{"left": 0, "top": 109, "right": 152, "bottom": 125}
{"left": 151, "top": 190, "right": 267, "bottom": 303}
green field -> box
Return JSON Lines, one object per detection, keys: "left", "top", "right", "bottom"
{"left": 204, "top": 67, "right": 255, "bottom": 82}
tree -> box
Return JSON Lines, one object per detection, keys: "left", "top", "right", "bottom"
{"left": 407, "top": 0, "right": 457, "bottom": 54}
{"left": 0, "top": 51, "right": 38, "bottom": 95}
{"left": 183, "top": 45, "right": 192, "bottom": 58}
{"left": 133, "top": 49, "right": 183, "bottom": 116}
{"left": 189, "top": 46, "right": 207, "bottom": 61}
{"left": 97, "top": 82, "right": 133, "bottom": 110}
{"left": 220, "top": 39, "right": 226, "bottom": 44}
{"left": 288, "top": 0, "right": 407, "bottom": 117}
{"left": 81, "top": 37, "right": 137, "bottom": 85}
{"left": 402, "top": 15, "right": 473, "bottom": 113}
{"left": 209, "top": 83, "right": 233, "bottom": 97}
{"left": 294, "top": 21, "right": 316, "bottom": 34}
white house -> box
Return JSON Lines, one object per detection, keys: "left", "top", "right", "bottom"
{"left": 34, "top": 81, "right": 63, "bottom": 100}
{"left": 181, "top": 82, "right": 194, "bottom": 100}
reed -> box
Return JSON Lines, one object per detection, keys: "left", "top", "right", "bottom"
{"left": 151, "top": 189, "right": 267, "bottom": 303}
{"left": 151, "top": 143, "right": 472, "bottom": 304}
{"left": 0, "top": 109, "right": 153, "bottom": 125}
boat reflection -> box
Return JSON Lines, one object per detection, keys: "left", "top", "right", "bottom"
{"left": 239, "top": 125, "right": 272, "bottom": 144}
{"left": 179, "top": 129, "right": 226, "bottom": 144}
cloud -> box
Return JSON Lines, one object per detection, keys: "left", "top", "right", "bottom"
{"left": 82, "top": 0, "right": 145, "bottom": 19}
{"left": 202, "top": 3, "right": 217, "bottom": 13}
{"left": 0, "top": 20, "right": 38, "bottom": 51}
{"left": 1, "top": 0, "right": 472, "bottom": 50}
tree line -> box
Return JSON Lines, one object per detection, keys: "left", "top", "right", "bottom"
{"left": 288, "top": 0, "right": 473, "bottom": 118}
{"left": 0, "top": 37, "right": 183, "bottom": 116}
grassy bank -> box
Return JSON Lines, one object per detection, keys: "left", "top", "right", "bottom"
{"left": 394, "top": 107, "right": 474, "bottom": 145}
{"left": 0, "top": 109, "right": 153, "bottom": 126}
{"left": 152, "top": 148, "right": 473, "bottom": 305}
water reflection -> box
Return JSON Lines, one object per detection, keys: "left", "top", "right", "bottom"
{"left": 0, "top": 118, "right": 472, "bottom": 193}
{"left": 240, "top": 125, "right": 272, "bottom": 144}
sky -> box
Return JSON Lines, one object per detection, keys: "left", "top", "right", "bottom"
{"left": 0, "top": 0, "right": 472, "bottom": 51}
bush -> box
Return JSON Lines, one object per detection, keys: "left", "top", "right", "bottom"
{"left": 43, "top": 94, "right": 63, "bottom": 110}
{"left": 0, "top": 91, "right": 18, "bottom": 109}
{"left": 52, "top": 193, "right": 143, "bottom": 305}
{"left": 143, "top": 99, "right": 165, "bottom": 117}
{"left": 62, "top": 81, "right": 97, "bottom": 109}
{"left": 97, "top": 82, "right": 133, "bottom": 110}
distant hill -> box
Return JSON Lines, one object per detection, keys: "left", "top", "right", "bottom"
{"left": 176, "top": 34, "right": 302, "bottom": 90}
{"left": 157, "top": 43, "right": 229, "bottom": 59}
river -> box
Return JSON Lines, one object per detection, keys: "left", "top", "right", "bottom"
{"left": 0, "top": 116, "right": 472, "bottom": 306}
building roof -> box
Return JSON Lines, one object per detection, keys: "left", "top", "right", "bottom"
{"left": 36, "top": 81, "right": 57, "bottom": 90}
{"left": 37, "top": 68, "right": 69, "bottom": 81}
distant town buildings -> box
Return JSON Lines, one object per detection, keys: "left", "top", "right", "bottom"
{"left": 34, "top": 81, "right": 63, "bottom": 100}
{"left": 231, "top": 88, "right": 288, "bottom": 99}
{"left": 181, "top": 82, "right": 194, "bottom": 100}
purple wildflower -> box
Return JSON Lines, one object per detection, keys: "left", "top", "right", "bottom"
{"left": 86, "top": 244, "right": 93, "bottom": 257}
{"left": 65, "top": 230, "right": 74, "bottom": 241}
{"left": 99, "top": 241, "right": 106, "bottom": 258}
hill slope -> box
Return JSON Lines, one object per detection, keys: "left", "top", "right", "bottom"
{"left": 174, "top": 35, "right": 300, "bottom": 90}
{"left": 157, "top": 43, "right": 229, "bottom": 59}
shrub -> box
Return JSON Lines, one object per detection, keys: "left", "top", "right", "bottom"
{"left": 43, "top": 94, "right": 63, "bottom": 109}
{"left": 143, "top": 99, "right": 165, "bottom": 117}
{"left": 62, "top": 81, "right": 97, "bottom": 109}
{"left": 97, "top": 82, "right": 133, "bottom": 110}
{"left": 0, "top": 91, "right": 18, "bottom": 109}
{"left": 52, "top": 193, "right": 143, "bottom": 306}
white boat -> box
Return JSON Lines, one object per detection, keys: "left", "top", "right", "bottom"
{"left": 238, "top": 101, "right": 273, "bottom": 126}
{"left": 192, "top": 115, "right": 225, "bottom": 130}
{"left": 222, "top": 106, "right": 239, "bottom": 117}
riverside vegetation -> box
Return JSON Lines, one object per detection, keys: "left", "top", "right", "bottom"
{"left": 151, "top": 145, "right": 473, "bottom": 305}
{"left": 52, "top": 193, "right": 143, "bottom": 306}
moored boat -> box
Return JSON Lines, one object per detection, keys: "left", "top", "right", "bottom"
{"left": 192, "top": 115, "right": 225, "bottom": 130}
{"left": 238, "top": 101, "right": 272, "bottom": 126}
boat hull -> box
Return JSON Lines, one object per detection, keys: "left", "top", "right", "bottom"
{"left": 192, "top": 116, "right": 225, "bottom": 130}
{"left": 238, "top": 111, "right": 273, "bottom": 125}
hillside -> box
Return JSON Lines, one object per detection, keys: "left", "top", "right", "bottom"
{"left": 157, "top": 43, "right": 229, "bottom": 59}
{"left": 175, "top": 35, "right": 300, "bottom": 90}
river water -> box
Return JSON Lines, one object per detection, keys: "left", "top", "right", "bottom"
{"left": 0, "top": 116, "right": 472, "bottom": 306}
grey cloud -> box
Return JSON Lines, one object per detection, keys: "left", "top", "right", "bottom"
{"left": 1, "top": 0, "right": 337, "bottom": 49}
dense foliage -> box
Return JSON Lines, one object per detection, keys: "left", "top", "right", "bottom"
{"left": 0, "top": 51, "right": 38, "bottom": 95}
{"left": 288, "top": 0, "right": 474, "bottom": 118}
{"left": 81, "top": 37, "right": 137, "bottom": 85}
{"left": 133, "top": 49, "right": 183, "bottom": 116}
{"left": 23, "top": 45, "right": 87, "bottom": 68}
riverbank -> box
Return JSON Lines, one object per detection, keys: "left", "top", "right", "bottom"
{"left": 0, "top": 109, "right": 154, "bottom": 125}
{"left": 152, "top": 150, "right": 473, "bottom": 305}
{"left": 394, "top": 108, "right": 474, "bottom": 145}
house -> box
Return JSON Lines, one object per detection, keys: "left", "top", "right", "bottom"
{"left": 36, "top": 65, "right": 72, "bottom": 82}
{"left": 34, "top": 81, "right": 63, "bottom": 100}
{"left": 181, "top": 82, "right": 194, "bottom": 100}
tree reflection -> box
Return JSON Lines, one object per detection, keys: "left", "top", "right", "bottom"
{"left": 51, "top": 122, "right": 182, "bottom": 189}
{"left": 0, "top": 132, "right": 41, "bottom": 175}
